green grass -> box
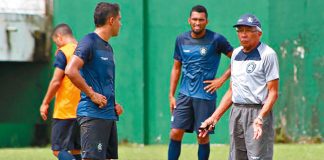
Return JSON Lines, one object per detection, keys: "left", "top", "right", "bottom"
{"left": 0, "top": 144, "right": 323, "bottom": 160}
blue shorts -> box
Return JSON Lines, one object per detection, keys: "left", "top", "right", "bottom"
{"left": 51, "top": 118, "right": 81, "bottom": 151}
{"left": 77, "top": 116, "right": 118, "bottom": 160}
{"left": 171, "top": 93, "right": 216, "bottom": 134}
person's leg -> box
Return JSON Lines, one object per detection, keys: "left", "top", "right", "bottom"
{"left": 229, "top": 105, "right": 248, "bottom": 160}
{"left": 106, "top": 120, "right": 118, "bottom": 160}
{"left": 78, "top": 116, "right": 109, "bottom": 160}
{"left": 228, "top": 131, "right": 235, "bottom": 160}
{"left": 57, "top": 151, "right": 76, "bottom": 160}
{"left": 193, "top": 98, "right": 216, "bottom": 160}
{"left": 53, "top": 150, "right": 60, "bottom": 157}
{"left": 197, "top": 135, "right": 210, "bottom": 160}
{"left": 232, "top": 122, "right": 248, "bottom": 160}
{"left": 51, "top": 119, "right": 76, "bottom": 160}
{"left": 70, "top": 150, "right": 81, "bottom": 160}
{"left": 245, "top": 108, "right": 274, "bottom": 160}
{"left": 70, "top": 119, "right": 81, "bottom": 160}
{"left": 169, "top": 93, "right": 194, "bottom": 160}
{"left": 228, "top": 108, "right": 236, "bottom": 160}
{"left": 168, "top": 128, "right": 185, "bottom": 160}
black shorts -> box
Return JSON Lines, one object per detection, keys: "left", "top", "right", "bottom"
{"left": 78, "top": 116, "right": 118, "bottom": 160}
{"left": 51, "top": 118, "right": 81, "bottom": 151}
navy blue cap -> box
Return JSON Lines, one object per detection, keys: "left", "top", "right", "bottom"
{"left": 233, "top": 14, "right": 261, "bottom": 28}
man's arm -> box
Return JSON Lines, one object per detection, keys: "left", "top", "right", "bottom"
{"left": 169, "top": 60, "right": 182, "bottom": 113}
{"left": 65, "top": 55, "right": 107, "bottom": 108}
{"left": 259, "top": 79, "right": 279, "bottom": 118}
{"left": 225, "top": 51, "right": 233, "bottom": 58}
{"left": 210, "top": 83, "right": 233, "bottom": 121}
{"left": 203, "top": 51, "right": 232, "bottom": 93}
{"left": 253, "top": 79, "right": 279, "bottom": 139}
{"left": 40, "top": 68, "right": 64, "bottom": 120}
{"left": 199, "top": 83, "right": 233, "bottom": 137}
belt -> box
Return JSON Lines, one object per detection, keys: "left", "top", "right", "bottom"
{"left": 233, "top": 103, "right": 263, "bottom": 108}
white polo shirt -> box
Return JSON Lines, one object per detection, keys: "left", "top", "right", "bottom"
{"left": 231, "top": 42, "right": 279, "bottom": 104}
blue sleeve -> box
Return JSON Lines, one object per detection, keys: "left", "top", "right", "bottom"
{"left": 217, "top": 35, "right": 233, "bottom": 55}
{"left": 173, "top": 36, "right": 182, "bottom": 61}
{"left": 53, "top": 50, "right": 67, "bottom": 70}
{"left": 74, "top": 36, "right": 92, "bottom": 63}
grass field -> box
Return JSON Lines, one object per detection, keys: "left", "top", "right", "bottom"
{"left": 0, "top": 143, "right": 323, "bottom": 160}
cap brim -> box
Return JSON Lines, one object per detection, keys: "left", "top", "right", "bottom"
{"left": 233, "top": 23, "right": 258, "bottom": 28}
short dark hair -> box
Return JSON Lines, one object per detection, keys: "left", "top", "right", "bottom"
{"left": 94, "top": 2, "right": 120, "bottom": 27}
{"left": 52, "top": 23, "right": 73, "bottom": 37}
{"left": 190, "top": 5, "right": 208, "bottom": 19}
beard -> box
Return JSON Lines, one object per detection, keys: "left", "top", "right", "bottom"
{"left": 191, "top": 29, "right": 204, "bottom": 35}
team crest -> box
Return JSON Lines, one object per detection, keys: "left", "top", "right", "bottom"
{"left": 97, "top": 142, "right": 103, "bottom": 152}
{"left": 200, "top": 47, "right": 207, "bottom": 56}
{"left": 246, "top": 62, "right": 256, "bottom": 73}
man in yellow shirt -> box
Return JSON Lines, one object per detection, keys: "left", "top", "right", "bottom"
{"left": 40, "top": 23, "right": 81, "bottom": 160}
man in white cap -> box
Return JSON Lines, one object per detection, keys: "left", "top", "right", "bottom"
{"left": 199, "top": 13, "right": 279, "bottom": 160}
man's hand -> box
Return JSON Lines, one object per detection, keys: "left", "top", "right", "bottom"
{"left": 203, "top": 78, "right": 225, "bottom": 93}
{"left": 198, "top": 117, "right": 218, "bottom": 138}
{"left": 115, "top": 103, "right": 124, "bottom": 116}
{"left": 169, "top": 96, "right": 176, "bottom": 113}
{"left": 89, "top": 92, "right": 107, "bottom": 108}
{"left": 253, "top": 117, "right": 263, "bottom": 140}
{"left": 40, "top": 104, "right": 49, "bottom": 121}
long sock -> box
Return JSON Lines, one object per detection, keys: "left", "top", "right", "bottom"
{"left": 168, "top": 139, "right": 182, "bottom": 160}
{"left": 72, "top": 154, "right": 81, "bottom": 160}
{"left": 198, "top": 143, "right": 210, "bottom": 160}
{"left": 58, "top": 151, "right": 75, "bottom": 160}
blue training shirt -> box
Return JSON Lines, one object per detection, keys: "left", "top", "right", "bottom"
{"left": 74, "top": 32, "right": 117, "bottom": 120}
{"left": 53, "top": 50, "right": 67, "bottom": 70}
{"left": 174, "top": 29, "right": 233, "bottom": 100}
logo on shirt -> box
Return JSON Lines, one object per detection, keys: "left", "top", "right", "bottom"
{"left": 200, "top": 47, "right": 207, "bottom": 56}
{"left": 246, "top": 62, "right": 256, "bottom": 73}
{"left": 183, "top": 49, "right": 191, "bottom": 53}
{"left": 251, "top": 156, "right": 260, "bottom": 160}
{"left": 100, "top": 57, "right": 109, "bottom": 61}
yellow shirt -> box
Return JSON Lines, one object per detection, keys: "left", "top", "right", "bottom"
{"left": 53, "top": 43, "right": 80, "bottom": 119}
